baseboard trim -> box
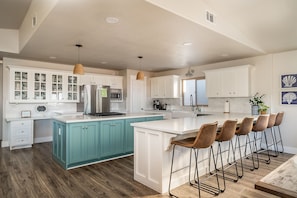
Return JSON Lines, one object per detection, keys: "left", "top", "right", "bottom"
{"left": 283, "top": 146, "right": 297, "bottom": 154}
{"left": 34, "top": 136, "right": 53, "bottom": 144}
{"left": 1, "top": 140, "right": 9, "bottom": 148}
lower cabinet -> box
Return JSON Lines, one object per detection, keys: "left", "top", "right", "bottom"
{"left": 53, "top": 121, "right": 66, "bottom": 167}
{"left": 100, "top": 120, "right": 125, "bottom": 159}
{"left": 9, "top": 120, "right": 34, "bottom": 150}
{"left": 52, "top": 116, "right": 163, "bottom": 169}
{"left": 68, "top": 122, "right": 99, "bottom": 166}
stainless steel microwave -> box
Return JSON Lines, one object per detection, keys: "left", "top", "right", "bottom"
{"left": 110, "top": 88, "right": 123, "bottom": 102}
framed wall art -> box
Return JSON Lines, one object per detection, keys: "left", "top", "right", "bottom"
{"left": 281, "top": 91, "right": 297, "bottom": 105}
{"left": 281, "top": 74, "right": 297, "bottom": 88}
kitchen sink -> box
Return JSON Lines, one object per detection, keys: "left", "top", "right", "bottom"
{"left": 196, "top": 113, "right": 211, "bottom": 116}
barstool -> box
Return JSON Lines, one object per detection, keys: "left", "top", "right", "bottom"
{"left": 233, "top": 117, "right": 255, "bottom": 178}
{"left": 168, "top": 122, "right": 219, "bottom": 198}
{"left": 273, "top": 112, "right": 285, "bottom": 153}
{"left": 251, "top": 115, "right": 269, "bottom": 169}
{"left": 212, "top": 120, "right": 238, "bottom": 192}
{"left": 261, "top": 113, "right": 278, "bottom": 157}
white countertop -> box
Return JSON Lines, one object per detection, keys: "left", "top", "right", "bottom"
{"left": 131, "top": 113, "right": 258, "bottom": 135}
{"left": 52, "top": 113, "right": 163, "bottom": 123}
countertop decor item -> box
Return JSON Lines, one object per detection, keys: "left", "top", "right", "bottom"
{"left": 21, "top": 110, "right": 31, "bottom": 118}
{"left": 136, "top": 56, "right": 144, "bottom": 80}
{"left": 249, "top": 92, "right": 269, "bottom": 115}
{"left": 73, "top": 44, "right": 84, "bottom": 75}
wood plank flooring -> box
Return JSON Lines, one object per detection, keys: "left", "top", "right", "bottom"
{"left": 0, "top": 142, "right": 293, "bottom": 198}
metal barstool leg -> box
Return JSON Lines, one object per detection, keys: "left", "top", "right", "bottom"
{"left": 230, "top": 139, "right": 239, "bottom": 181}
{"left": 270, "top": 127, "right": 278, "bottom": 157}
{"left": 194, "top": 149, "right": 201, "bottom": 198}
{"left": 263, "top": 131, "right": 271, "bottom": 164}
{"left": 235, "top": 135, "right": 244, "bottom": 178}
{"left": 210, "top": 145, "right": 220, "bottom": 195}
{"left": 217, "top": 143, "right": 226, "bottom": 192}
{"left": 247, "top": 135, "right": 255, "bottom": 171}
{"left": 277, "top": 126, "right": 284, "bottom": 153}
{"left": 253, "top": 132, "right": 260, "bottom": 169}
{"left": 168, "top": 145, "right": 176, "bottom": 197}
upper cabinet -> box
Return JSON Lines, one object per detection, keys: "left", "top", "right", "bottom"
{"left": 79, "top": 74, "right": 123, "bottom": 89}
{"left": 150, "top": 75, "right": 180, "bottom": 98}
{"left": 9, "top": 67, "right": 79, "bottom": 103}
{"left": 204, "top": 65, "right": 252, "bottom": 98}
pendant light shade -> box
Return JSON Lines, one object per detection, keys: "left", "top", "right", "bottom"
{"left": 136, "top": 56, "right": 144, "bottom": 80}
{"left": 73, "top": 44, "right": 84, "bottom": 75}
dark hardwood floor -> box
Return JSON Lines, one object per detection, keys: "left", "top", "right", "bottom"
{"left": 0, "top": 142, "right": 294, "bottom": 198}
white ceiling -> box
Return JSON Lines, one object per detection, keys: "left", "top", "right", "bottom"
{"left": 0, "top": 0, "right": 296, "bottom": 72}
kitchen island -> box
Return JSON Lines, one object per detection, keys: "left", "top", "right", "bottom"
{"left": 131, "top": 113, "right": 258, "bottom": 193}
{"left": 52, "top": 113, "right": 163, "bottom": 170}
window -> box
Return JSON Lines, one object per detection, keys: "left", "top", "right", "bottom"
{"left": 183, "top": 78, "right": 208, "bottom": 106}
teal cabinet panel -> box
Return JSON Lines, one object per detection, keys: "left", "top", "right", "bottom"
{"left": 68, "top": 122, "right": 99, "bottom": 166}
{"left": 100, "top": 120, "right": 125, "bottom": 159}
{"left": 145, "top": 116, "right": 163, "bottom": 121}
{"left": 52, "top": 115, "right": 163, "bottom": 169}
{"left": 53, "top": 121, "right": 66, "bottom": 167}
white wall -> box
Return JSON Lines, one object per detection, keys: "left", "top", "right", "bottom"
{"left": 154, "top": 50, "right": 297, "bottom": 154}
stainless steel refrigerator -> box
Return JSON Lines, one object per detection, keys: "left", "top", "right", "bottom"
{"left": 77, "top": 85, "right": 110, "bottom": 115}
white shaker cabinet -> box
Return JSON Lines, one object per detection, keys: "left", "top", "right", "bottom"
{"left": 205, "top": 65, "right": 251, "bottom": 98}
{"left": 150, "top": 75, "right": 180, "bottom": 98}
{"left": 9, "top": 120, "right": 33, "bottom": 150}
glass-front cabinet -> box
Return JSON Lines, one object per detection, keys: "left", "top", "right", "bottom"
{"left": 13, "top": 70, "right": 29, "bottom": 101}
{"left": 34, "top": 72, "right": 47, "bottom": 101}
{"left": 9, "top": 67, "right": 79, "bottom": 103}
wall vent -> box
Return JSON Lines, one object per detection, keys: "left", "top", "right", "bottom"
{"left": 32, "top": 15, "right": 37, "bottom": 27}
{"left": 206, "top": 11, "right": 215, "bottom": 23}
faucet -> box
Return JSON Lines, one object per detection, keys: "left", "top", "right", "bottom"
{"left": 190, "top": 94, "right": 194, "bottom": 111}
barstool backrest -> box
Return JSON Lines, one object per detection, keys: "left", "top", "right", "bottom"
{"left": 216, "top": 120, "right": 238, "bottom": 142}
{"left": 235, "top": 117, "right": 254, "bottom": 135}
{"left": 252, "top": 115, "right": 269, "bottom": 132}
{"left": 267, "top": 113, "right": 277, "bottom": 128}
{"left": 193, "top": 122, "right": 218, "bottom": 149}
{"left": 274, "top": 112, "right": 284, "bottom": 126}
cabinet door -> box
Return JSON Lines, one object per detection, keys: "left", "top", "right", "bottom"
{"left": 205, "top": 71, "right": 221, "bottom": 97}
{"left": 164, "top": 75, "right": 180, "bottom": 98}
{"left": 221, "top": 70, "right": 235, "bottom": 97}
{"left": 150, "top": 77, "right": 159, "bottom": 98}
{"left": 68, "top": 123, "right": 98, "bottom": 164}
{"left": 66, "top": 75, "right": 79, "bottom": 102}
{"left": 10, "top": 69, "right": 31, "bottom": 102}
{"left": 110, "top": 76, "right": 123, "bottom": 89}
{"left": 124, "top": 118, "right": 146, "bottom": 154}
{"left": 50, "top": 73, "right": 64, "bottom": 101}
{"left": 33, "top": 72, "right": 48, "bottom": 101}
{"left": 53, "top": 121, "right": 66, "bottom": 165}
{"left": 100, "top": 120, "right": 125, "bottom": 159}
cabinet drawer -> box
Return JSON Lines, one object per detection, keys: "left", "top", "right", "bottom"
{"left": 11, "top": 120, "right": 32, "bottom": 128}
{"left": 11, "top": 127, "right": 31, "bottom": 137}
{"left": 11, "top": 136, "right": 32, "bottom": 146}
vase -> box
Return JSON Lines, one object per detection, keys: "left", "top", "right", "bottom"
{"left": 251, "top": 105, "right": 259, "bottom": 115}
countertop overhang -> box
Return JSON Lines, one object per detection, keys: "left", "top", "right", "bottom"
{"left": 131, "top": 113, "right": 259, "bottom": 135}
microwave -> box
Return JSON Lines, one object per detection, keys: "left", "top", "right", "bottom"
{"left": 110, "top": 88, "right": 123, "bottom": 102}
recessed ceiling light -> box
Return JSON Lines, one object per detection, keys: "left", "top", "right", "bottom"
{"left": 183, "top": 42, "right": 192, "bottom": 46}
{"left": 101, "top": 61, "right": 107, "bottom": 64}
{"left": 49, "top": 56, "right": 56, "bottom": 59}
{"left": 105, "top": 17, "right": 119, "bottom": 24}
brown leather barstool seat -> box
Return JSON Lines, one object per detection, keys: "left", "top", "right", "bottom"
{"left": 212, "top": 120, "right": 238, "bottom": 192}
{"left": 251, "top": 114, "right": 270, "bottom": 169}
{"left": 233, "top": 117, "right": 255, "bottom": 178}
{"left": 168, "top": 122, "right": 220, "bottom": 198}
{"left": 273, "top": 112, "right": 285, "bottom": 153}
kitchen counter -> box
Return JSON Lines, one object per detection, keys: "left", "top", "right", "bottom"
{"left": 132, "top": 112, "right": 259, "bottom": 193}
{"left": 53, "top": 112, "right": 163, "bottom": 123}
{"left": 132, "top": 112, "right": 257, "bottom": 135}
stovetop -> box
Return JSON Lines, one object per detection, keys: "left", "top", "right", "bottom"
{"left": 88, "top": 112, "right": 126, "bottom": 116}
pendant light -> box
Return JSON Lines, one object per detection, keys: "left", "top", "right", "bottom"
{"left": 136, "top": 56, "right": 144, "bottom": 80}
{"left": 73, "top": 44, "right": 85, "bottom": 75}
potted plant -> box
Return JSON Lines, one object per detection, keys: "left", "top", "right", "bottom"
{"left": 249, "top": 92, "right": 267, "bottom": 115}
{"left": 258, "top": 103, "right": 270, "bottom": 114}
